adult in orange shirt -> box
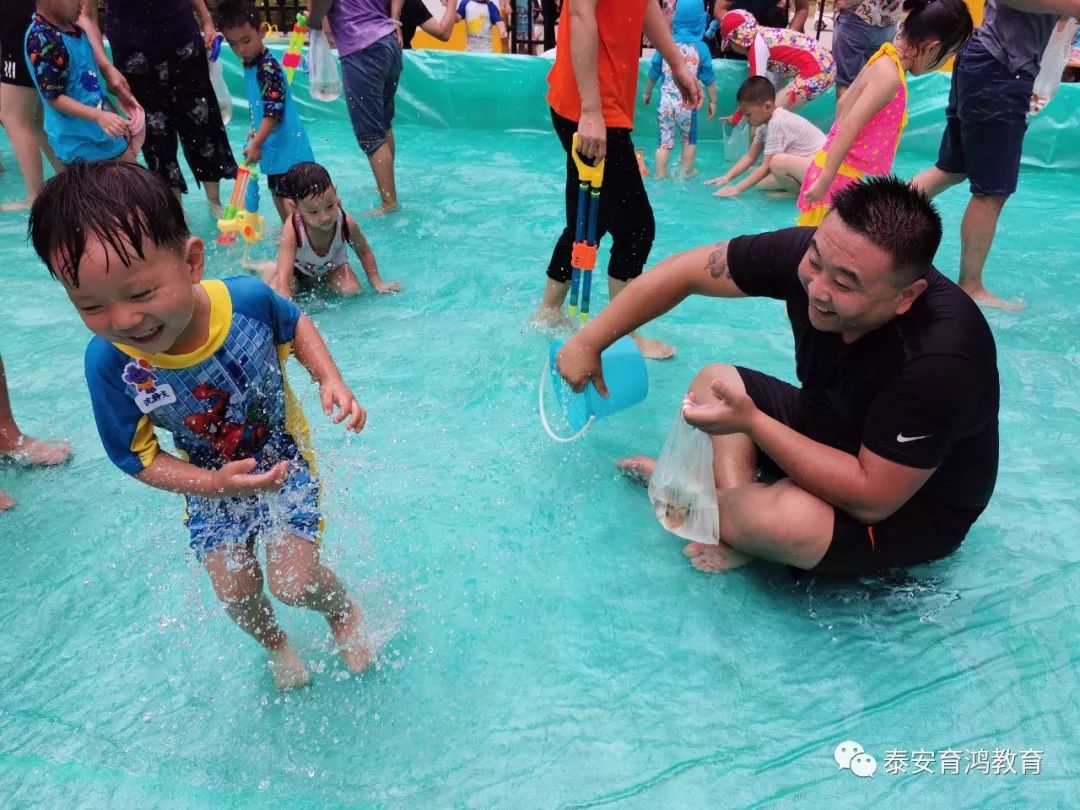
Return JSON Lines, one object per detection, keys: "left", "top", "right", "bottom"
{"left": 535, "top": 0, "right": 702, "bottom": 358}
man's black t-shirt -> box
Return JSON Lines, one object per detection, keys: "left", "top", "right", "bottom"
{"left": 727, "top": 227, "right": 1000, "bottom": 519}
{"left": 400, "top": 0, "right": 433, "bottom": 50}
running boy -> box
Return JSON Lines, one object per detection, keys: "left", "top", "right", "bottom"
{"left": 219, "top": 0, "right": 314, "bottom": 221}
{"left": 705, "top": 76, "right": 824, "bottom": 197}
{"left": 456, "top": 0, "right": 509, "bottom": 52}
{"left": 29, "top": 162, "right": 372, "bottom": 690}
{"left": 642, "top": 0, "right": 717, "bottom": 179}
{"left": 265, "top": 162, "right": 402, "bottom": 299}
{"left": 24, "top": 0, "right": 143, "bottom": 165}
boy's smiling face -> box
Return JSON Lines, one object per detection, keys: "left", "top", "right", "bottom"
{"left": 61, "top": 237, "right": 208, "bottom": 356}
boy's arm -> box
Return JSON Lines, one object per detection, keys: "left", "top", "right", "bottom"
{"left": 136, "top": 450, "right": 290, "bottom": 498}
{"left": 707, "top": 81, "right": 718, "bottom": 120}
{"left": 724, "top": 156, "right": 773, "bottom": 195}
{"left": 291, "top": 314, "right": 367, "bottom": 431}
{"left": 346, "top": 214, "right": 401, "bottom": 293}
{"left": 704, "top": 141, "right": 763, "bottom": 186}
{"left": 77, "top": 4, "right": 136, "bottom": 105}
{"left": 273, "top": 219, "right": 300, "bottom": 300}
{"left": 789, "top": 0, "right": 810, "bottom": 32}
{"left": 642, "top": 76, "right": 656, "bottom": 104}
{"left": 245, "top": 57, "right": 286, "bottom": 162}
{"left": 48, "top": 93, "right": 130, "bottom": 137}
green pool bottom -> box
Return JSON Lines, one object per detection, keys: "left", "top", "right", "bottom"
{"left": 1, "top": 97, "right": 1079, "bottom": 807}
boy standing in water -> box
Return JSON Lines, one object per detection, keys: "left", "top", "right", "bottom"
{"left": 30, "top": 162, "right": 371, "bottom": 690}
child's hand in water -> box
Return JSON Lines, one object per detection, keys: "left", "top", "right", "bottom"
{"left": 373, "top": 280, "right": 402, "bottom": 294}
{"left": 704, "top": 174, "right": 731, "bottom": 187}
{"left": 707, "top": 101, "right": 717, "bottom": 120}
{"left": 714, "top": 186, "right": 740, "bottom": 198}
{"left": 96, "top": 110, "right": 129, "bottom": 138}
{"left": 320, "top": 377, "right": 367, "bottom": 432}
{"left": 243, "top": 141, "right": 263, "bottom": 163}
{"left": 642, "top": 89, "right": 652, "bottom": 105}
{"left": 723, "top": 113, "right": 739, "bottom": 126}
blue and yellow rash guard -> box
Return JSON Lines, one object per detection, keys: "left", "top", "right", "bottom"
{"left": 85, "top": 277, "right": 314, "bottom": 478}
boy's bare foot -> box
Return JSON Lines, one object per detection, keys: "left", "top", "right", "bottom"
{"left": 268, "top": 640, "right": 311, "bottom": 690}
{"left": 329, "top": 598, "right": 373, "bottom": 674}
{"left": 616, "top": 455, "right": 656, "bottom": 485}
{"left": 963, "top": 284, "right": 1024, "bottom": 312}
{"left": 631, "top": 333, "right": 676, "bottom": 360}
{"left": 0, "top": 435, "right": 72, "bottom": 467}
{"left": 683, "top": 541, "right": 752, "bottom": 573}
{"left": 0, "top": 490, "right": 14, "bottom": 512}
{"left": 0, "top": 199, "right": 32, "bottom": 213}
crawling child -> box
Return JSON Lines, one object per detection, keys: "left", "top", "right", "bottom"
{"left": 29, "top": 161, "right": 373, "bottom": 690}
{"left": 263, "top": 162, "right": 401, "bottom": 300}
{"left": 705, "top": 76, "right": 824, "bottom": 197}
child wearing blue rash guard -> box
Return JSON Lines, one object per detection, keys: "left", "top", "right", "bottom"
{"left": 642, "top": 0, "right": 717, "bottom": 179}
{"left": 29, "top": 162, "right": 373, "bottom": 691}
{"left": 219, "top": 0, "right": 314, "bottom": 221}
{"left": 24, "top": 0, "right": 142, "bottom": 165}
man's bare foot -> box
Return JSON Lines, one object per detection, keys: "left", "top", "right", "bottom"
{"left": 683, "top": 541, "right": 752, "bottom": 573}
{"left": 329, "top": 598, "right": 373, "bottom": 674}
{"left": 963, "top": 284, "right": 1024, "bottom": 312}
{"left": 268, "top": 640, "right": 311, "bottom": 690}
{"left": 363, "top": 202, "right": 400, "bottom": 217}
{"left": 0, "top": 199, "right": 32, "bottom": 213}
{"left": 0, "top": 434, "right": 72, "bottom": 467}
{"left": 616, "top": 455, "right": 656, "bottom": 485}
{"left": 0, "top": 491, "right": 14, "bottom": 513}
{"left": 631, "top": 333, "right": 676, "bottom": 360}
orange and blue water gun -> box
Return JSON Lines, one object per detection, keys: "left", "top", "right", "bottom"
{"left": 216, "top": 163, "right": 266, "bottom": 244}
{"left": 567, "top": 133, "right": 606, "bottom": 323}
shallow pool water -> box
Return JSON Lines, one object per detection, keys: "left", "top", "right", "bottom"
{"left": 1, "top": 53, "right": 1078, "bottom": 807}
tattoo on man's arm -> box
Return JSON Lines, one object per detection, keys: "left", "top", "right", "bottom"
{"left": 707, "top": 242, "right": 729, "bottom": 279}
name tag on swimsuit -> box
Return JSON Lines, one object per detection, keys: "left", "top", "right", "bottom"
{"left": 135, "top": 384, "right": 178, "bottom": 414}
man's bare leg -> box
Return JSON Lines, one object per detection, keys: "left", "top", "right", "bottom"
{"left": 910, "top": 166, "right": 965, "bottom": 198}
{"left": 364, "top": 140, "right": 399, "bottom": 215}
{"left": 958, "top": 194, "right": 1021, "bottom": 310}
{"left": 531, "top": 277, "right": 574, "bottom": 328}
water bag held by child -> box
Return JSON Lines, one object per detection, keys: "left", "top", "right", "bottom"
{"left": 648, "top": 406, "right": 719, "bottom": 545}
{"left": 308, "top": 30, "right": 342, "bottom": 102}
{"left": 207, "top": 34, "right": 233, "bottom": 125}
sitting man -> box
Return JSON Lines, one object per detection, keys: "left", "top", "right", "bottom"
{"left": 556, "top": 176, "right": 999, "bottom": 576}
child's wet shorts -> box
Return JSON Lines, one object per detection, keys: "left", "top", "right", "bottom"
{"left": 266, "top": 172, "right": 291, "bottom": 199}
{"left": 657, "top": 101, "right": 698, "bottom": 148}
{"left": 736, "top": 366, "right": 977, "bottom": 576}
{"left": 184, "top": 461, "right": 321, "bottom": 561}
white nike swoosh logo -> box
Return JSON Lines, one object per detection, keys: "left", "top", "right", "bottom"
{"left": 897, "top": 433, "right": 932, "bottom": 443}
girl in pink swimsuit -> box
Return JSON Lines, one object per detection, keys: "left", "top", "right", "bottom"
{"left": 797, "top": 0, "right": 974, "bottom": 226}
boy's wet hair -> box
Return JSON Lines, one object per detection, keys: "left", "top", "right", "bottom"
{"left": 217, "top": 0, "right": 260, "bottom": 30}
{"left": 285, "top": 162, "right": 335, "bottom": 202}
{"left": 830, "top": 175, "right": 942, "bottom": 284}
{"left": 899, "top": 0, "right": 974, "bottom": 66}
{"left": 736, "top": 76, "right": 775, "bottom": 105}
{"left": 28, "top": 161, "right": 190, "bottom": 288}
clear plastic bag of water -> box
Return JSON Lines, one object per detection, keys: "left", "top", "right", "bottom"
{"left": 207, "top": 35, "right": 233, "bottom": 125}
{"left": 308, "top": 30, "right": 342, "bottom": 102}
{"left": 722, "top": 120, "right": 749, "bottom": 163}
{"left": 648, "top": 406, "right": 719, "bottom": 545}
{"left": 1032, "top": 19, "right": 1079, "bottom": 114}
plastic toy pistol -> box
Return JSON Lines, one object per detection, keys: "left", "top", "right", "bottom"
{"left": 217, "top": 163, "right": 266, "bottom": 245}
{"left": 567, "top": 133, "right": 606, "bottom": 323}
{"left": 283, "top": 13, "right": 308, "bottom": 84}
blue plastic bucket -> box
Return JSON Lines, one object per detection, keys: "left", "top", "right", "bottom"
{"left": 540, "top": 336, "right": 649, "bottom": 442}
